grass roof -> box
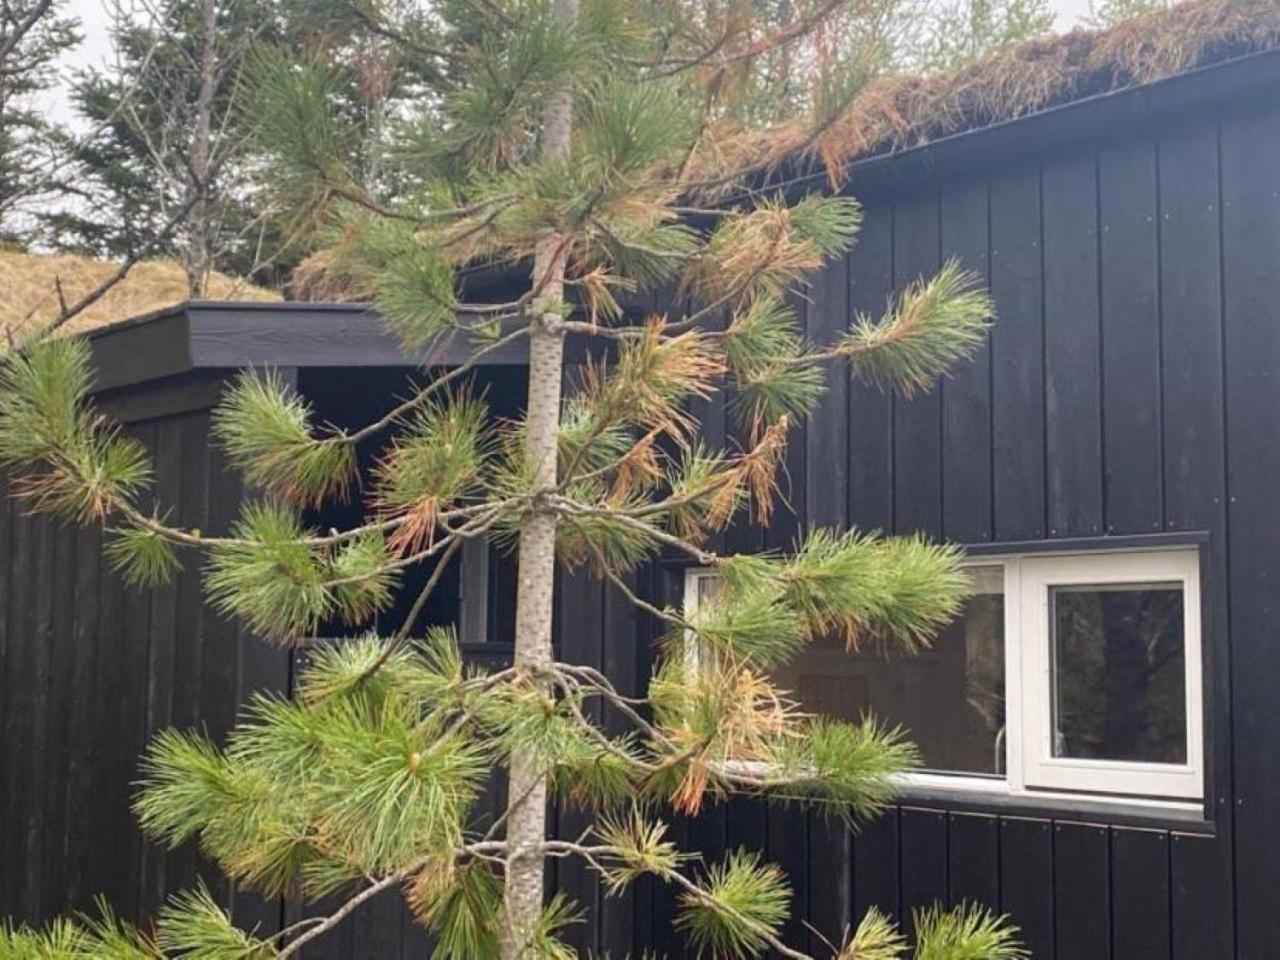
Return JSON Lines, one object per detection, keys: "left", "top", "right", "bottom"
{"left": 691, "top": 0, "right": 1280, "bottom": 190}
{"left": 0, "top": 251, "right": 279, "bottom": 343}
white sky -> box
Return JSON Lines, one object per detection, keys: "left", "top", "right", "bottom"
{"left": 40, "top": 0, "right": 1096, "bottom": 125}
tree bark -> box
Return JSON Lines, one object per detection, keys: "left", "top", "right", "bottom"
{"left": 185, "top": 0, "right": 217, "bottom": 297}
{"left": 500, "top": 0, "right": 577, "bottom": 955}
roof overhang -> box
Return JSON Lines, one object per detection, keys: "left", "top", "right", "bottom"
{"left": 86, "top": 301, "right": 558, "bottom": 394}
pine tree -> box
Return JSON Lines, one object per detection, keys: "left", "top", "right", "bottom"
{"left": 0, "top": 1, "right": 1028, "bottom": 957}
{"left": 0, "top": 0, "right": 80, "bottom": 244}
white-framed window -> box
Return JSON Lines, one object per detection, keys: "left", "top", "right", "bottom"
{"left": 683, "top": 546, "right": 1205, "bottom": 809}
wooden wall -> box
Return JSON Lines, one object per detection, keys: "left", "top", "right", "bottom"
{"left": 0, "top": 381, "right": 290, "bottom": 935}
{"left": 3, "top": 87, "right": 1280, "bottom": 960}
{"left": 618, "top": 95, "right": 1280, "bottom": 957}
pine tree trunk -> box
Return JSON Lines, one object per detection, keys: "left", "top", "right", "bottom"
{"left": 185, "top": 0, "right": 217, "bottom": 298}
{"left": 500, "top": 0, "right": 576, "bottom": 954}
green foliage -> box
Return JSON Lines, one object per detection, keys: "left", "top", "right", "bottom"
{"left": 0, "top": 337, "right": 151, "bottom": 522}
{"left": 525, "top": 894, "right": 583, "bottom": 960}
{"left": 154, "top": 886, "right": 275, "bottom": 959}
{"left": 593, "top": 810, "right": 685, "bottom": 893}
{"left": 246, "top": 44, "right": 357, "bottom": 217}
{"left": 772, "top": 716, "right": 919, "bottom": 821}
{"left": 908, "top": 0, "right": 1053, "bottom": 73}
{"left": 105, "top": 522, "right": 182, "bottom": 587}
{"left": 0, "top": 336, "right": 93, "bottom": 463}
{"left": 411, "top": 860, "right": 503, "bottom": 960}
{"left": 782, "top": 528, "right": 971, "bottom": 651}
{"left": 687, "top": 565, "right": 804, "bottom": 667}
{"left": 205, "top": 501, "right": 330, "bottom": 642}
{"left": 842, "top": 260, "right": 994, "bottom": 397}
{"left": 373, "top": 392, "right": 489, "bottom": 524}
{"left": 137, "top": 639, "right": 489, "bottom": 897}
{"left": 213, "top": 370, "right": 356, "bottom": 506}
{"left": 724, "top": 296, "right": 825, "bottom": 428}
{"left": 838, "top": 907, "right": 908, "bottom": 960}
{"left": 676, "top": 849, "right": 791, "bottom": 959}
{"left": 374, "top": 242, "right": 460, "bottom": 353}
{"left": 913, "top": 903, "right": 1029, "bottom": 960}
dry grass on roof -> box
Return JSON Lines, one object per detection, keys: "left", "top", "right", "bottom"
{"left": 0, "top": 251, "right": 279, "bottom": 343}
{"left": 691, "top": 0, "right": 1280, "bottom": 192}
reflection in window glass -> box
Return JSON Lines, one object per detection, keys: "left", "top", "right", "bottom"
{"left": 771, "top": 565, "right": 1006, "bottom": 777}
{"left": 1050, "top": 583, "right": 1186, "bottom": 764}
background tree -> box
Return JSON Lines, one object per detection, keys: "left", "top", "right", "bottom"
{"left": 900, "top": 0, "right": 1054, "bottom": 72}
{"left": 0, "top": 1, "right": 1027, "bottom": 957}
{"left": 0, "top": 0, "right": 79, "bottom": 245}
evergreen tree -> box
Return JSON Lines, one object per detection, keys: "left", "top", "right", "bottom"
{"left": 0, "top": 1, "right": 1028, "bottom": 957}
{"left": 0, "top": 0, "right": 79, "bottom": 244}
{"left": 36, "top": 0, "right": 269, "bottom": 291}
{"left": 902, "top": 0, "right": 1054, "bottom": 72}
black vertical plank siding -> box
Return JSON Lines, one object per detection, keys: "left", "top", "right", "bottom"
{"left": 1052, "top": 823, "right": 1110, "bottom": 960}
{"left": 599, "top": 579, "right": 637, "bottom": 955}
{"left": 989, "top": 169, "right": 1046, "bottom": 541}
{"left": 139, "top": 416, "right": 184, "bottom": 915}
{"left": 85, "top": 482, "right": 127, "bottom": 912}
{"left": 61, "top": 522, "right": 101, "bottom": 914}
{"left": 1170, "top": 832, "right": 1233, "bottom": 959}
{"left": 999, "top": 819, "right": 1053, "bottom": 959}
{"left": 852, "top": 808, "right": 900, "bottom": 924}
{"left": 807, "top": 249, "right": 850, "bottom": 533}
{"left": 1221, "top": 104, "right": 1280, "bottom": 960}
{"left": 847, "top": 205, "right": 895, "bottom": 532}
{"left": 1041, "top": 152, "right": 1103, "bottom": 539}
{"left": 18, "top": 509, "right": 55, "bottom": 920}
{"left": 39, "top": 519, "right": 77, "bottom": 918}
{"left": 946, "top": 813, "right": 999, "bottom": 908}
{"left": 940, "top": 177, "right": 994, "bottom": 543}
{"left": 1100, "top": 139, "right": 1164, "bottom": 536}
{"left": 807, "top": 811, "right": 852, "bottom": 954}
{"left": 167, "top": 411, "right": 213, "bottom": 893}
{"left": 111, "top": 422, "right": 157, "bottom": 919}
{"left": 1157, "top": 121, "right": 1234, "bottom": 952}
{"left": 554, "top": 568, "right": 603, "bottom": 955}
{"left": 767, "top": 803, "right": 811, "bottom": 951}
{"left": 899, "top": 808, "right": 948, "bottom": 919}
{"left": 1111, "top": 829, "right": 1171, "bottom": 960}
{"left": 891, "top": 194, "right": 943, "bottom": 539}
{"left": 1, "top": 502, "right": 32, "bottom": 914}
{"left": 1159, "top": 126, "right": 1227, "bottom": 535}
{"left": 0, "top": 490, "right": 15, "bottom": 915}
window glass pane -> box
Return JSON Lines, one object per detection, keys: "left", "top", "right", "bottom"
{"left": 770, "top": 566, "right": 1006, "bottom": 776}
{"left": 1050, "top": 583, "right": 1186, "bottom": 764}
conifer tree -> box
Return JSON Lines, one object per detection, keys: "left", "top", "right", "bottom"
{"left": 0, "top": 1, "right": 1027, "bottom": 957}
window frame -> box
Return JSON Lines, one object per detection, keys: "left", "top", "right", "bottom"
{"left": 681, "top": 545, "right": 1206, "bottom": 811}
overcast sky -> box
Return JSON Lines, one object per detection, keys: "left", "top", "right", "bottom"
{"left": 41, "top": 0, "right": 1096, "bottom": 124}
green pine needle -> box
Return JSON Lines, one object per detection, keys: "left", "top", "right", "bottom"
{"left": 204, "top": 500, "right": 329, "bottom": 643}
{"left": 376, "top": 247, "right": 460, "bottom": 353}
{"left": 0, "top": 337, "right": 152, "bottom": 521}
{"left": 412, "top": 860, "right": 503, "bottom": 960}
{"left": 842, "top": 260, "right": 994, "bottom": 397}
{"left": 373, "top": 392, "right": 489, "bottom": 517}
{"left": 329, "top": 531, "right": 400, "bottom": 626}
{"left": 838, "top": 907, "right": 907, "bottom": 960}
{"left": 912, "top": 903, "right": 1028, "bottom": 960}
{"left": 155, "top": 885, "right": 273, "bottom": 959}
{"left": 213, "top": 370, "right": 356, "bottom": 507}
{"left": 772, "top": 716, "right": 920, "bottom": 823}
{"left": 105, "top": 521, "right": 182, "bottom": 587}
{"left": 676, "top": 849, "right": 791, "bottom": 959}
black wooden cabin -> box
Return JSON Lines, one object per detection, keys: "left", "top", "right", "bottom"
{"left": 5, "top": 44, "right": 1280, "bottom": 959}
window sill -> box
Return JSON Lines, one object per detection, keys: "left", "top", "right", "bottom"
{"left": 893, "top": 779, "right": 1215, "bottom": 834}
